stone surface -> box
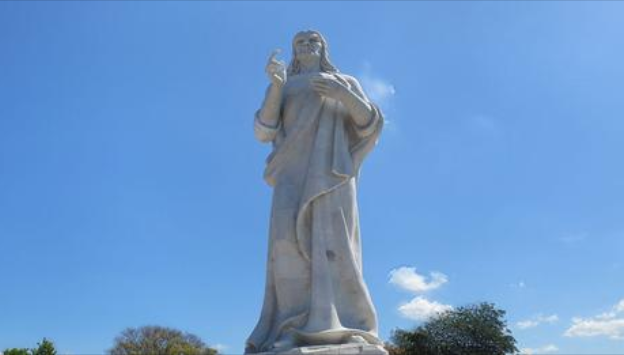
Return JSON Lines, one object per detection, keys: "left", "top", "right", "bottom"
{"left": 246, "top": 30, "right": 385, "bottom": 354}
{"left": 257, "top": 343, "right": 389, "bottom": 355}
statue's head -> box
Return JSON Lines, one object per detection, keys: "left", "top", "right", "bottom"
{"left": 288, "top": 30, "right": 338, "bottom": 75}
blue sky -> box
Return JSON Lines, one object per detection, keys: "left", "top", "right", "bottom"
{"left": 1, "top": 1, "right": 624, "bottom": 354}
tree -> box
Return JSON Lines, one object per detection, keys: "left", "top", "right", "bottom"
{"left": 108, "top": 326, "right": 217, "bottom": 355}
{"left": 2, "top": 349, "right": 31, "bottom": 355}
{"left": 389, "top": 302, "right": 518, "bottom": 355}
{"left": 4, "top": 338, "right": 57, "bottom": 355}
{"left": 31, "top": 338, "right": 57, "bottom": 355}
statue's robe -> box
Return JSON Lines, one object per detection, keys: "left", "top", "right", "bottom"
{"left": 247, "top": 72, "right": 384, "bottom": 353}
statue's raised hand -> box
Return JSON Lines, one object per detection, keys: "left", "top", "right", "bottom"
{"left": 266, "top": 49, "right": 287, "bottom": 87}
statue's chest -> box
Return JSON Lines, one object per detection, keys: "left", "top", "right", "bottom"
{"left": 284, "top": 76, "right": 316, "bottom": 99}
{"left": 281, "top": 74, "right": 347, "bottom": 135}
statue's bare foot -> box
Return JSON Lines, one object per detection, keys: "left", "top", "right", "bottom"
{"left": 345, "top": 335, "right": 368, "bottom": 344}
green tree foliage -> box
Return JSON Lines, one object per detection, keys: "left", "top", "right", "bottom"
{"left": 108, "top": 326, "right": 217, "bottom": 355}
{"left": 3, "top": 338, "right": 57, "bottom": 355}
{"left": 388, "top": 302, "right": 518, "bottom": 355}
{"left": 2, "top": 349, "right": 31, "bottom": 355}
{"left": 31, "top": 339, "right": 57, "bottom": 355}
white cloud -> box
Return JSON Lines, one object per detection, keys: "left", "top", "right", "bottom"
{"left": 358, "top": 62, "right": 395, "bottom": 110}
{"left": 565, "top": 318, "right": 624, "bottom": 340}
{"left": 516, "top": 314, "right": 559, "bottom": 330}
{"left": 212, "top": 343, "right": 228, "bottom": 352}
{"left": 389, "top": 267, "right": 448, "bottom": 293}
{"left": 520, "top": 344, "right": 559, "bottom": 354}
{"left": 511, "top": 281, "right": 527, "bottom": 289}
{"left": 615, "top": 299, "right": 624, "bottom": 313}
{"left": 359, "top": 74, "right": 395, "bottom": 106}
{"left": 565, "top": 298, "right": 624, "bottom": 340}
{"left": 398, "top": 296, "right": 453, "bottom": 321}
{"left": 389, "top": 266, "right": 452, "bottom": 322}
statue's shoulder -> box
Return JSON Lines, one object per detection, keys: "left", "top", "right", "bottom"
{"left": 335, "top": 73, "right": 362, "bottom": 89}
{"left": 333, "top": 73, "right": 365, "bottom": 95}
{"left": 336, "top": 73, "right": 359, "bottom": 83}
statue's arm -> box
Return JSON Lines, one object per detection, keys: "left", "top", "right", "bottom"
{"left": 255, "top": 50, "right": 287, "bottom": 143}
{"left": 254, "top": 84, "right": 283, "bottom": 143}
{"left": 339, "top": 76, "right": 380, "bottom": 137}
{"left": 339, "top": 77, "right": 373, "bottom": 126}
{"left": 311, "top": 74, "right": 380, "bottom": 137}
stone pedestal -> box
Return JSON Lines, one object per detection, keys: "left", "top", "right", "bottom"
{"left": 257, "top": 343, "right": 389, "bottom": 355}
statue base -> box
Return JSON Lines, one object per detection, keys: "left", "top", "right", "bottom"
{"left": 256, "top": 344, "right": 389, "bottom": 355}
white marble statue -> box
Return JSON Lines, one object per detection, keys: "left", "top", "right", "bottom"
{"left": 247, "top": 30, "right": 387, "bottom": 355}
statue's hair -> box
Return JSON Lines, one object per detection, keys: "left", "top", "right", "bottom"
{"left": 287, "top": 30, "right": 338, "bottom": 76}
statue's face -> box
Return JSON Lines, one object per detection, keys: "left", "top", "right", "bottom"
{"left": 294, "top": 32, "right": 323, "bottom": 60}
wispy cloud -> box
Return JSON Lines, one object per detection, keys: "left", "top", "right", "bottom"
{"left": 389, "top": 266, "right": 451, "bottom": 321}
{"left": 212, "top": 343, "right": 228, "bottom": 353}
{"left": 389, "top": 266, "right": 448, "bottom": 293}
{"left": 398, "top": 296, "right": 453, "bottom": 321}
{"left": 565, "top": 299, "right": 624, "bottom": 339}
{"left": 511, "top": 281, "right": 527, "bottom": 289}
{"left": 520, "top": 344, "right": 559, "bottom": 354}
{"left": 358, "top": 62, "right": 395, "bottom": 110}
{"left": 617, "top": 300, "right": 624, "bottom": 313}
{"left": 516, "top": 314, "right": 559, "bottom": 330}
{"left": 359, "top": 74, "right": 395, "bottom": 107}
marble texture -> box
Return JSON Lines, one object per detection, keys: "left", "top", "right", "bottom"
{"left": 256, "top": 344, "right": 388, "bottom": 355}
{"left": 246, "top": 30, "right": 386, "bottom": 355}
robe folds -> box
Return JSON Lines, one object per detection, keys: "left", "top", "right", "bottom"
{"left": 247, "top": 72, "right": 384, "bottom": 353}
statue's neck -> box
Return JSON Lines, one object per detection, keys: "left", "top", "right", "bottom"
{"left": 297, "top": 57, "right": 321, "bottom": 74}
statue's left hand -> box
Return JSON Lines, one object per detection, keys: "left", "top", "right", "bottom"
{"left": 310, "top": 76, "right": 350, "bottom": 101}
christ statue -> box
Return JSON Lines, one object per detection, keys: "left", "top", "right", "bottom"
{"left": 247, "top": 30, "right": 387, "bottom": 355}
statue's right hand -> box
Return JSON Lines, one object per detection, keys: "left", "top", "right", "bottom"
{"left": 266, "top": 49, "right": 287, "bottom": 87}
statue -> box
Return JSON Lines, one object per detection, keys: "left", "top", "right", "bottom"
{"left": 247, "top": 30, "right": 387, "bottom": 355}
